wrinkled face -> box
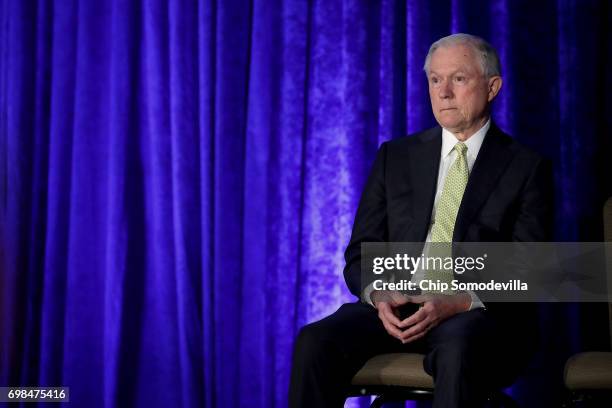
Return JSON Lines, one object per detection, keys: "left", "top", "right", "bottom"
{"left": 428, "top": 44, "right": 501, "bottom": 138}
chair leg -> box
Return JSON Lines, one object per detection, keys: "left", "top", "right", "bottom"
{"left": 561, "top": 390, "right": 612, "bottom": 408}
{"left": 560, "top": 390, "right": 578, "bottom": 408}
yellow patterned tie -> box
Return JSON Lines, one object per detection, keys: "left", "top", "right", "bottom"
{"left": 425, "top": 142, "right": 468, "bottom": 294}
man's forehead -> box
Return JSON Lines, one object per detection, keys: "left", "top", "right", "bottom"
{"left": 429, "top": 44, "right": 481, "bottom": 74}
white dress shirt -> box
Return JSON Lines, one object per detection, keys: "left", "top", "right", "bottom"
{"left": 363, "top": 119, "right": 491, "bottom": 309}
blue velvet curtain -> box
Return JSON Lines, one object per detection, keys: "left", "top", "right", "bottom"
{"left": 1, "top": 1, "right": 610, "bottom": 407}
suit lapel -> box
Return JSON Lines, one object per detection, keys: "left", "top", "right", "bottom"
{"left": 409, "top": 128, "right": 442, "bottom": 241}
{"left": 453, "top": 124, "right": 515, "bottom": 241}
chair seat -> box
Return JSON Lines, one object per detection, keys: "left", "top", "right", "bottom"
{"left": 351, "top": 353, "right": 434, "bottom": 389}
{"left": 564, "top": 352, "right": 612, "bottom": 390}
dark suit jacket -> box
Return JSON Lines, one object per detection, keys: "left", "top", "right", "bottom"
{"left": 343, "top": 123, "right": 554, "bottom": 324}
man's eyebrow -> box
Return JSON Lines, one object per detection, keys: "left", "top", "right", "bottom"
{"left": 429, "top": 69, "right": 467, "bottom": 77}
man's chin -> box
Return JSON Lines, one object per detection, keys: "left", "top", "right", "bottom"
{"left": 435, "top": 119, "right": 463, "bottom": 130}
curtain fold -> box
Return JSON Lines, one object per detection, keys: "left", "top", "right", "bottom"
{"left": 1, "top": 1, "right": 610, "bottom": 407}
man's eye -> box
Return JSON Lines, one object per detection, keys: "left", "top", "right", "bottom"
{"left": 454, "top": 76, "right": 466, "bottom": 83}
{"left": 430, "top": 77, "right": 439, "bottom": 84}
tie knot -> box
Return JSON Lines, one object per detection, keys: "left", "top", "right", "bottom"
{"left": 454, "top": 142, "right": 467, "bottom": 156}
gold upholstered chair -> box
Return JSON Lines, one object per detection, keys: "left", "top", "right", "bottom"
{"left": 563, "top": 197, "right": 612, "bottom": 406}
{"left": 347, "top": 351, "right": 518, "bottom": 407}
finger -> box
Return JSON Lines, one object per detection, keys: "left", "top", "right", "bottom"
{"left": 379, "top": 314, "right": 403, "bottom": 340}
{"left": 377, "top": 304, "right": 403, "bottom": 330}
{"left": 379, "top": 304, "right": 403, "bottom": 328}
{"left": 402, "top": 330, "right": 428, "bottom": 344}
{"left": 383, "top": 320, "right": 404, "bottom": 340}
{"left": 400, "top": 319, "right": 430, "bottom": 341}
{"left": 398, "top": 307, "right": 427, "bottom": 328}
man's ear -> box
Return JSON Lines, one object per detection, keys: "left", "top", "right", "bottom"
{"left": 487, "top": 76, "right": 502, "bottom": 102}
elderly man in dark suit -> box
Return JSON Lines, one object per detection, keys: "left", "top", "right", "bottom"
{"left": 289, "top": 33, "right": 552, "bottom": 408}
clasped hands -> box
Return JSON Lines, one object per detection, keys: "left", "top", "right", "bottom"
{"left": 370, "top": 289, "right": 471, "bottom": 344}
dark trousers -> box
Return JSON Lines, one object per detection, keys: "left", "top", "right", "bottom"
{"left": 289, "top": 302, "right": 534, "bottom": 408}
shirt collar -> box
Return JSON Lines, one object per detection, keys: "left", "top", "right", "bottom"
{"left": 441, "top": 119, "right": 491, "bottom": 160}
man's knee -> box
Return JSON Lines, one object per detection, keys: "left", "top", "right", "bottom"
{"left": 427, "top": 338, "right": 477, "bottom": 374}
{"left": 430, "top": 310, "right": 492, "bottom": 339}
{"left": 425, "top": 314, "right": 494, "bottom": 379}
{"left": 293, "top": 322, "right": 337, "bottom": 365}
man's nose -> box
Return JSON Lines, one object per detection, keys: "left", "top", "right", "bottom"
{"left": 438, "top": 80, "right": 453, "bottom": 99}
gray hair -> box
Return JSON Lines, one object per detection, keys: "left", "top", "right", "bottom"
{"left": 423, "top": 33, "right": 501, "bottom": 78}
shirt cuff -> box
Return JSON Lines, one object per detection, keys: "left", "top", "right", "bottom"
{"left": 466, "top": 289, "right": 485, "bottom": 310}
{"left": 361, "top": 281, "right": 377, "bottom": 307}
